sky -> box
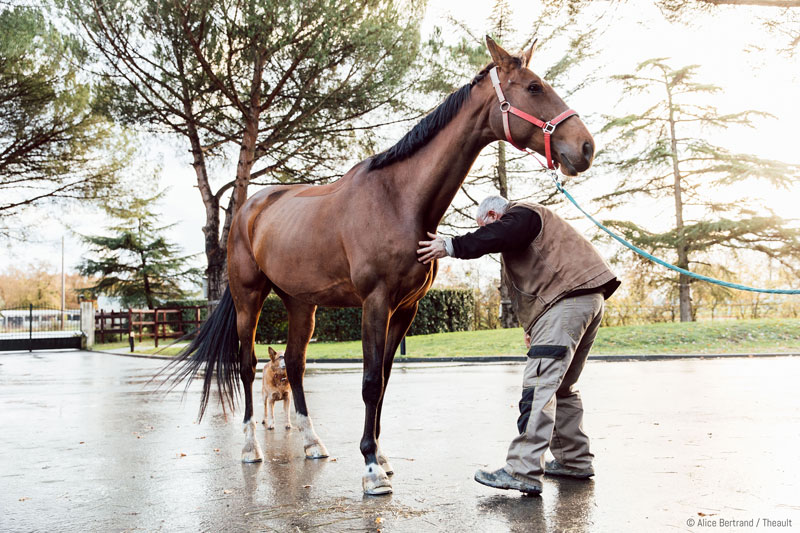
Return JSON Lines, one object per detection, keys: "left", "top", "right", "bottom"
{"left": 2, "top": 0, "right": 798, "bottom": 297}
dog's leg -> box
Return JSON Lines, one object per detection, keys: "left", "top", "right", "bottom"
{"left": 262, "top": 382, "right": 268, "bottom": 425}
{"left": 266, "top": 397, "right": 275, "bottom": 430}
{"left": 283, "top": 395, "right": 293, "bottom": 429}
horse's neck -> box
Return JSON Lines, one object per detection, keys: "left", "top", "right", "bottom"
{"left": 392, "top": 98, "right": 493, "bottom": 229}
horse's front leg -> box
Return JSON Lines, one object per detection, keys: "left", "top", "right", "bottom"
{"left": 375, "top": 302, "right": 419, "bottom": 477}
{"left": 360, "top": 293, "right": 392, "bottom": 495}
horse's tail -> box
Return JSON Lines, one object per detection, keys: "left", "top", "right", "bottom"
{"left": 160, "top": 286, "right": 240, "bottom": 421}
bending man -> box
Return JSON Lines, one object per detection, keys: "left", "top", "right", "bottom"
{"left": 417, "top": 195, "right": 620, "bottom": 496}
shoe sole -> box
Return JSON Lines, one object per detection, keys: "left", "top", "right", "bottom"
{"left": 544, "top": 470, "right": 594, "bottom": 479}
{"left": 474, "top": 474, "right": 541, "bottom": 495}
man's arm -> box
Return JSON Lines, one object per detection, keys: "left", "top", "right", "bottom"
{"left": 451, "top": 207, "right": 541, "bottom": 259}
{"left": 416, "top": 206, "right": 541, "bottom": 264}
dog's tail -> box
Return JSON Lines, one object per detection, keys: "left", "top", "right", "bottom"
{"left": 159, "top": 286, "right": 240, "bottom": 421}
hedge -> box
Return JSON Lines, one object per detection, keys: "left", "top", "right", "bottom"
{"left": 255, "top": 288, "right": 474, "bottom": 343}
{"left": 167, "top": 288, "right": 474, "bottom": 343}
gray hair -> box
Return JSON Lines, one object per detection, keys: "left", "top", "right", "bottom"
{"left": 476, "top": 195, "right": 510, "bottom": 222}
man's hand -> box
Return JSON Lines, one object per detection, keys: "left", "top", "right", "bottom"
{"left": 524, "top": 332, "right": 531, "bottom": 349}
{"left": 417, "top": 232, "right": 447, "bottom": 264}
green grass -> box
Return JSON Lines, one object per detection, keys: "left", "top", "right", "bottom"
{"left": 96, "top": 318, "right": 800, "bottom": 359}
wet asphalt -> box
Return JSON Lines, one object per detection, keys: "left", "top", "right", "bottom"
{"left": 1, "top": 351, "right": 799, "bottom": 532}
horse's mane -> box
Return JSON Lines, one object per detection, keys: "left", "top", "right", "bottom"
{"left": 368, "top": 57, "right": 522, "bottom": 171}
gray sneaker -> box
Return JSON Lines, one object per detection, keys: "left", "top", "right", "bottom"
{"left": 474, "top": 468, "right": 542, "bottom": 495}
{"left": 544, "top": 460, "right": 595, "bottom": 479}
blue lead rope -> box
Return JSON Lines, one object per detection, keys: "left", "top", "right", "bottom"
{"left": 551, "top": 175, "right": 800, "bottom": 295}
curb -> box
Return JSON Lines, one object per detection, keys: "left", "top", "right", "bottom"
{"left": 95, "top": 350, "right": 798, "bottom": 364}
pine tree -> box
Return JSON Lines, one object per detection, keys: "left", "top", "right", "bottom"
{"left": 598, "top": 58, "right": 800, "bottom": 321}
{"left": 0, "top": 5, "right": 128, "bottom": 237}
{"left": 78, "top": 195, "right": 202, "bottom": 309}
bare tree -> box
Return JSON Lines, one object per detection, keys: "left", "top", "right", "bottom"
{"left": 73, "top": 0, "right": 426, "bottom": 300}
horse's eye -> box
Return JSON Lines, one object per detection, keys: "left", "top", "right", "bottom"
{"left": 528, "top": 82, "right": 543, "bottom": 94}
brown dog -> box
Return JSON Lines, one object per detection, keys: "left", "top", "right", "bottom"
{"left": 262, "top": 347, "right": 292, "bottom": 430}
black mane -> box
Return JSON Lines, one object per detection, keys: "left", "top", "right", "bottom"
{"left": 367, "top": 61, "right": 512, "bottom": 171}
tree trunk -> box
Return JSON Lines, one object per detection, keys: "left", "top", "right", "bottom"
{"left": 184, "top": 112, "right": 227, "bottom": 302}
{"left": 666, "top": 75, "right": 693, "bottom": 322}
{"left": 496, "top": 142, "right": 519, "bottom": 328}
{"left": 143, "top": 274, "right": 154, "bottom": 309}
{"left": 176, "top": 45, "right": 228, "bottom": 302}
{"left": 216, "top": 51, "right": 267, "bottom": 276}
{"left": 499, "top": 260, "right": 518, "bottom": 328}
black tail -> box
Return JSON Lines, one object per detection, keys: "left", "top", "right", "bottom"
{"left": 159, "top": 286, "right": 240, "bottom": 421}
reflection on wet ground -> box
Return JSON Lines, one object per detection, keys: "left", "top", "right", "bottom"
{"left": 1, "top": 351, "right": 799, "bottom": 532}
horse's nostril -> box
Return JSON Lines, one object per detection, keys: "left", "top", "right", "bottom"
{"left": 582, "top": 141, "right": 594, "bottom": 162}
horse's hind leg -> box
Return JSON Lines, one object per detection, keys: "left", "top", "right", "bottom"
{"left": 229, "top": 271, "right": 271, "bottom": 463}
{"left": 280, "top": 296, "right": 328, "bottom": 458}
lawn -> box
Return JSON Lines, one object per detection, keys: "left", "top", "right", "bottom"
{"left": 96, "top": 318, "right": 800, "bottom": 359}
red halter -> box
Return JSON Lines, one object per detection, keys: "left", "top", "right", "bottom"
{"left": 489, "top": 66, "right": 578, "bottom": 170}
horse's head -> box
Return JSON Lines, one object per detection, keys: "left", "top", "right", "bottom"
{"left": 482, "top": 36, "right": 594, "bottom": 176}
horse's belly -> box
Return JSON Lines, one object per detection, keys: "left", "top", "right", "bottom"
{"left": 253, "top": 232, "right": 361, "bottom": 306}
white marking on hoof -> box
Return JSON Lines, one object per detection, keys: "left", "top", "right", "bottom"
{"left": 377, "top": 454, "right": 394, "bottom": 476}
{"left": 304, "top": 441, "right": 329, "bottom": 459}
{"left": 241, "top": 420, "right": 263, "bottom": 463}
{"left": 376, "top": 442, "right": 394, "bottom": 476}
{"left": 296, "top": 413, "right": 328, "bottom": 458}
{"left": 363, "top": 463, "right": 392, "bottom": 495}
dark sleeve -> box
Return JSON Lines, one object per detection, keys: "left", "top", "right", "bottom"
{"left": 451, "top": 206, "right": 541, "bottom": 259}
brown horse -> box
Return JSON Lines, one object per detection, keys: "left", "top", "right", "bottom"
{"left": 166, "top": 36, "right": 594, "bottom": 495}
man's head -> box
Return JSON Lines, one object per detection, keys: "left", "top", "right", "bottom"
{"left": 476, "top": 196, "right": 510, "bottom": 227}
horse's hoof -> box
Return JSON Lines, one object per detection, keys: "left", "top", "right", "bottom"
{"left": 267, "top": 424, "right": 275, "bottom": 430}
{"left": 261, "top": 419, "right": 265, "bottom": 425}
{"left": 378, "top": 456, "right": 394, "bottom": 476}
{"left": 285, "top": 424, "right": 293, "bottom": 430}
{"left": 242, "top": 421, "right": 263, "bottom": 463}
{"left": 363, "top": 463, "right": 392, "bottom": 495}
{"left": 241, "top": 439, "right": 263, "bottom": 463}
{"left": 304, "top": 441, "right": 329, "bottom": 459}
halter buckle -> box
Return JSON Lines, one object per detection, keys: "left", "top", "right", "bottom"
{"left": 499, "top": 101, "right": 511, "bottom": 112}
{"left": 543, "top": 122, "right": 556, "bottom": 135}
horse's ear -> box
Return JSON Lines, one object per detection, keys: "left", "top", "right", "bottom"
{"left": 522, "top": 38, "right": 538, "bottom": 69}
{"left": 486, "top": 35, "right": 515, "bottom": 70}
{"left": 268, "top": 346, "right": 277, "bottom": 360}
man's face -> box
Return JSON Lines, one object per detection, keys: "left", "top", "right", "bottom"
{"left": 477, "top": 210, "right": 501, "bottom": 227}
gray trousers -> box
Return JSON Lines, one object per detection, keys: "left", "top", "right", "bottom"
{"left": 504, "top": 292, "right": 604, "bottom": 484}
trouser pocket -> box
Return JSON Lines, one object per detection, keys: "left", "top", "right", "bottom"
{"left": 527, "top": 345, "right": 568, "bottom": 359}
{"left": 517, "top": 386, "right": 535, "bottom": 434}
